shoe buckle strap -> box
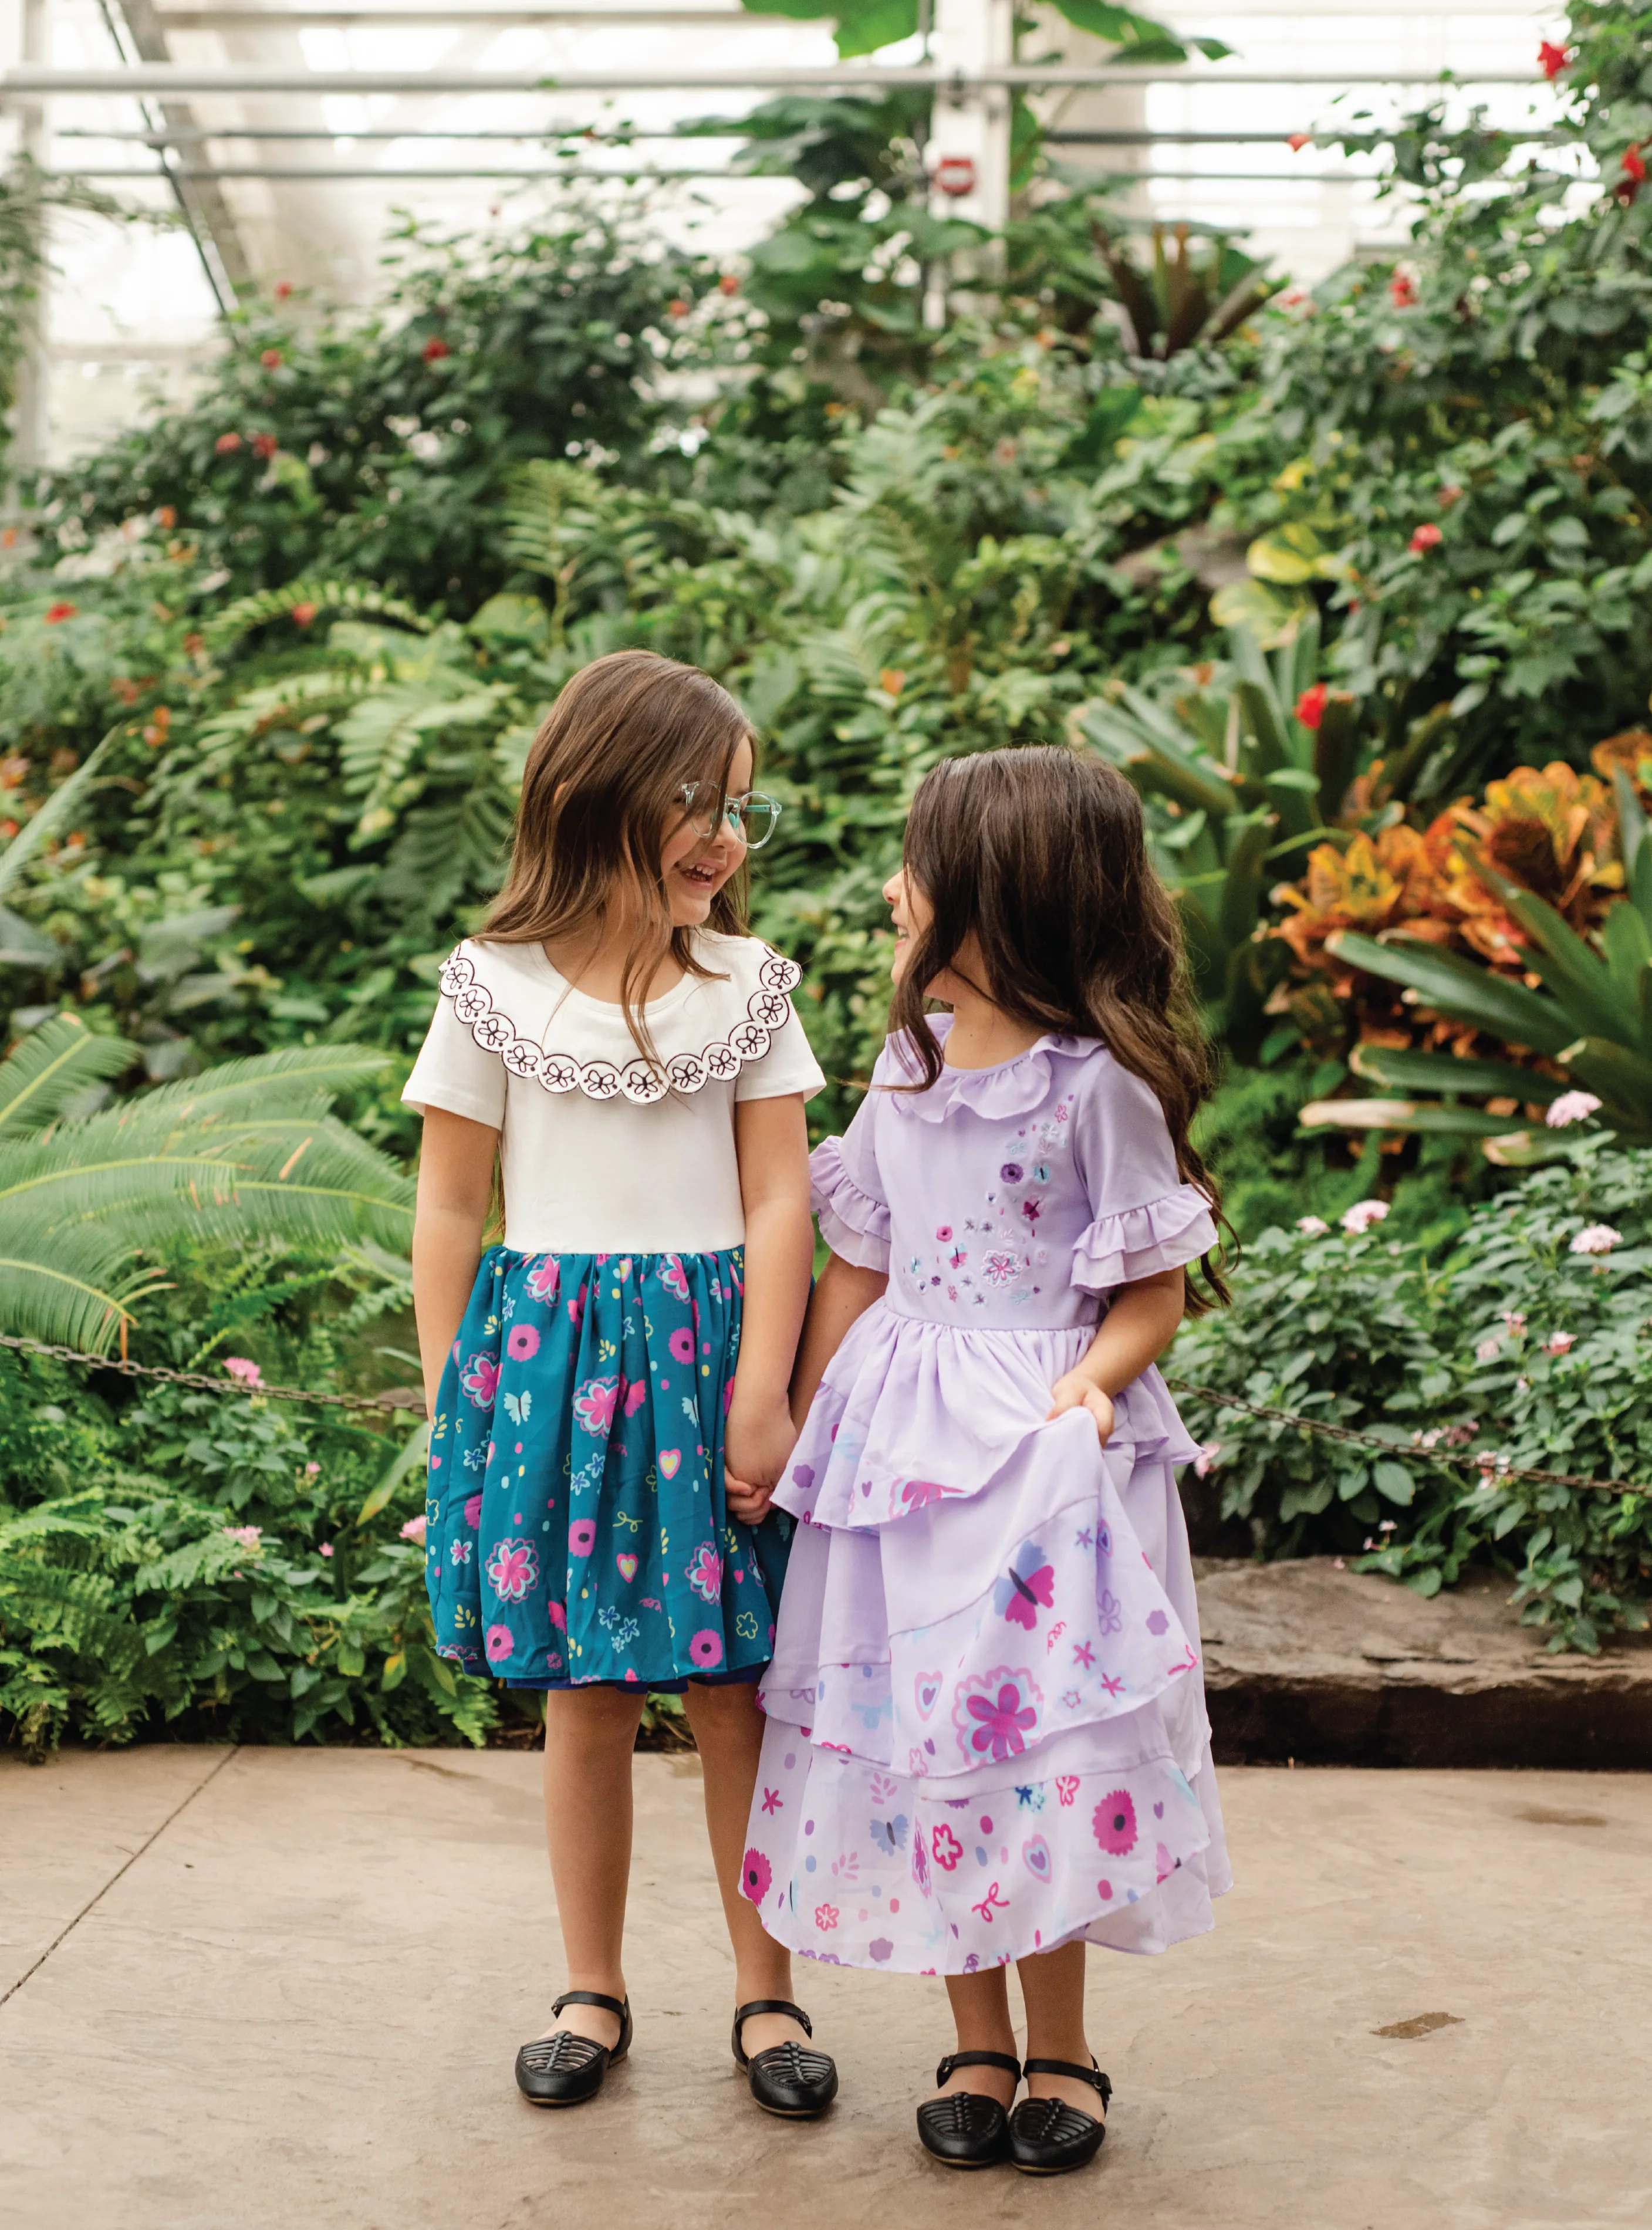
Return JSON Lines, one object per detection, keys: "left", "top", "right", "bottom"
{"left": 552, "top": 1989, "right": 627, "bottom": 2020}
{"left": 935, "top": 2049, "right": 1022, "bottom": 2086}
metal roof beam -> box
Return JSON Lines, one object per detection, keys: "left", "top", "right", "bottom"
{"left": 0, "top": 65, "right": 1542, "bottom": 94}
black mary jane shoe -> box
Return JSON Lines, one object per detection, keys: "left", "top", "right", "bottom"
{"left": 731, "top": 1998, "right": 839, "bottom": 2118}
{"left": 514, "top": 1990, "right": 632, "bottom": 2108}
{"left": 915, "top": 2050, "right": 1022, "bottom": 2170}
{"left": 1007, "top": 2057, "right": 1112, "bottom": 2175}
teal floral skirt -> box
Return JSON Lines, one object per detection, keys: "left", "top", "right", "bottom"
{"left": 425, "top": 1245, "right": 790, "bottom": 1687}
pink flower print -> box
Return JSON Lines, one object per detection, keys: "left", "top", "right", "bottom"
{"left": 685, "top": 1543, "right": 723, "bottom": 1603}
{"left": 689, "top": 1628, "right": 725, "bottom": 1670}
{"left": 568, "top": 1520, "right": 596, "bottom": 1557}
{"left": 982, "top": 1248, "right": 1020, "bottom": 1288}
{"left": 548, "top": 1599, "right": 567, "bottom": 1633}
{"left": 814, "top": 1904, "right": 839, "bottom": 1932}
{"left": 657, "top": 1253, "right": 690, "bottom": 1302}
{"left": 485, "top": 1623, "right": 514, "bottom": 1663}
{"left": 723, "top": 1378, "right": 735, "bottom": 1416}
{"left": 911, "top": 1823, "right": 931, "bottom": 1894}
{"left": 485, "top": 1537, "right": 540, "bottom": 1603}
{"left": 459, "top": 1352, "right": 499, "bottom": 1409}
{"left": 931, "top": 1823, "right": 963, "bottom": 1872}
{"left": 464, "top": 1493, "right": 482, "bottom": 1530}
{"left": 960, "top": 1672, "right": 1040, "bottom": 1763}
{"left": 1094, "top": 1790, "right": 1139, "bottom": 1855}
{"left": 567, "top": 1283, "right": 587, "bottom": 1330}
{"left": 572, "top": 1374, "right": 620, "bottom": 1435}
{"left": 1056, "top": 1775, "right": 1079, "bottom": 1807}
{"left": 935, "top": 1225, "right": 953, "bottom": 1241}
{"left": 742, "top": 1848, "right": 772, "bottom": 1904}
{"left": 1097, "top": 1588, "right": 1123, "bottom": 1635}
{"left": 525, "top": 1255, "right": 561, "bottom": 1303}
{"left": 668, "top": 1326, "right": 694, "bottom": 1364}
{"left": 506, "top": 1322, "right": 540, "bottom": 1361}
{"left": 450, "top": 1539, "right": 472, "bottom": 1566}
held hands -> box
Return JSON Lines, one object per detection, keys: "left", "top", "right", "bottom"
{"left": 724, "top": 1384, "right": 799, "bottom": 1526}
{"left": 1046, "top": 1368, "right": 1117, "bottom": 1447}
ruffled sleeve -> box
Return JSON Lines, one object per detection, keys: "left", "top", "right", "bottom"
{"left": 806, "top": 1040, "right": 896, "bottom": 1273}
{"left": 1069, "top": 1050, "right": 1217, "bottom": 1296}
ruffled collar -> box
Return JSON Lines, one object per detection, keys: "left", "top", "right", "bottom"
{"left": 888, "top": 1015, "right": 1100, "bottom": 1122}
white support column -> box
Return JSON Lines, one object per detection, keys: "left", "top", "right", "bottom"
{"left": 12, "top": 0, "right": 52, "bottom": 477}
{"left": 927, "top": 0, "right": 1014, "bottom": 230}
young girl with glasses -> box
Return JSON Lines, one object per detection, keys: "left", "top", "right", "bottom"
{"left": 406, "top": 649, "right": 839, "bottom": 2118}
{"left": 737, "top": 746, "right": 1232, "bottom": 2177}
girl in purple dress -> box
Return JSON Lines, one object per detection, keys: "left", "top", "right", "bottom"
{"left": 737, "top": 746, "right": 1232, "bottom": 2176}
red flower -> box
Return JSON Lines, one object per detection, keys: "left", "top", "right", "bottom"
{"left": 1538, "top": 41, "right": 1570, "bottom": 80}
{"left": 252, "top": 433, "right": 278, "bottom": 459}
{"left": 717, "top": 272, "right": 739, "bottom": 295}
{"left": 1409, "top": 522, "right": 1442, "bottom": 553}
{"left": 421, "top": 337, "right": 450, "bottom": 362}
{"left": 1293, "top": 682, "right": 1328, "bottom": 731}
{"left": 1389, "top": 272, "right": 1417, "bottom": 308}
{"left": 290, "top": 602, "right": 318, "bottom": 627}
{"left": 274, "top": 281, "right": 293, "bottom": 300}
{"left": 667, "top": 298, "right": 690, "bottom": 318}
{"left": 45, "top": 601, "right": 77, "bottom": 623}
{"left": 1287, "top": 132, "right": 1312, "bottom": 153}
{"left": 215, "top": 431, "right": 242, "bottom": 454}
{"left": 260, "top": 348, "right": 283, "bottom": 370}
{"left": 1623, "top": 145, "right": 1648, "bottom": 184}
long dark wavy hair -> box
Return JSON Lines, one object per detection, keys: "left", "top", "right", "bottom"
{"left": 479, "top": 648, "right": 753, "bottom": 1063}
{"left": 888, "top": 746, "right": 1231, "bottom": 1311}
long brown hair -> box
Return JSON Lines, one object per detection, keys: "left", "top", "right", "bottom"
{"left": 889, "top": 746, "right": 1231, "bottom": 1311}
{"left": 480, "top": 648, "right": 754, "bottom": 1063}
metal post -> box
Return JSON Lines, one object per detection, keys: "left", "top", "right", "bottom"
{"left": 11, "top": 0, "right": 51, "bottom": 478}
{"left": 927, "top": 0, "right": 1013, "bottom": 231}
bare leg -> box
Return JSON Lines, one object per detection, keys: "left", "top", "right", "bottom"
{"left": 539, "top": 1684, "right": 644, "bottom": 2049}
{"left": 682, "top": 1680, "right": 811, "bottom": 2057}
{"left": 932, "top": 1968, "right": 1020, "bottom": 2112}
{"left": 1018, "top": 1940, "right": 1102, "bottom": 2117}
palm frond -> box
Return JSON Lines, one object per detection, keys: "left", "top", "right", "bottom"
{"left": 202, "top": 578, "right": 434, "bottom": 652}
{"left": 107, "top": 1043, "right": 392, "bottom": 1124}
{"left": 0, "top": 1015, "right": 136, "bottom": 1140}
{"left": 0, "top": 722, "right": 129, "bottom": 905}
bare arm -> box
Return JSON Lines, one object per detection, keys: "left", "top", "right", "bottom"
{"left": 411, "top": 1107, "right": 499, "bottom": 1417}
{"left": 1047, "top": 1266, "right": 1186, "bottom": 1444}
{"left": 723, "top": 1092, "right": 815, "bottom": 1522}
{"left": 790, "top": 1251, "right": 887, "bottom": 1426}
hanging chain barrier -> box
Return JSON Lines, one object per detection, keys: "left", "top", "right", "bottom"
{"left": 1, "top": 1331, "right": 1643, "bottom": 1498}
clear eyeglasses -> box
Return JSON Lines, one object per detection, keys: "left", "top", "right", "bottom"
{"left": 674, "top": 781, "right": 782, "bottom": 851}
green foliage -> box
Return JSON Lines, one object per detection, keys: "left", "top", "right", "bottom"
{"left": 1174, "top": 1141, "right": 1652, "bottom": 1648}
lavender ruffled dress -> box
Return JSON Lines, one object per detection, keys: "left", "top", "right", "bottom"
{"left": 738, "top": 1019, "right": 1231, "bottom": 1975}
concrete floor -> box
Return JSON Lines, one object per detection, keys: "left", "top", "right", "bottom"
{"left": 2, "top": 1751, "right": 1649, "bottom": 2230}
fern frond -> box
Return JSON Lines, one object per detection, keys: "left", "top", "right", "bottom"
{"left": 109, "top": 1044, "right": 391, "bottom": 1123}
{"left": 204, "top": 579, "right": 434, "bottom": 651}
{"left": 0, "top": 722, "right": 129, "bottom": 905}
{"left": 0, "top": 1015, "right": 136, "bottom": 1140}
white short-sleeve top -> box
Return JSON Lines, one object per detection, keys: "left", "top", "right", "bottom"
{"left": 402, "top": 930, "right": 825, "bottom": 1253}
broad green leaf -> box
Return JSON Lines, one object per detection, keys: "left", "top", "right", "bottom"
{"left": 1347, "top": 1043, "right": 1564, "bottom": 1104}
{"left": 1326, "top": 933, "right": 1576, "bottom": 1057}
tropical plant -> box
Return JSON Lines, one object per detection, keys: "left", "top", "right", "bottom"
{"left": 0, "top": 1014, "right": 413, "bottom": 1349}
{"left": 1092, "top": 221, "right": 1279, "bottom": 361}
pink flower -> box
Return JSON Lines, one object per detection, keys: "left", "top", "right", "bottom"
{"left": 689, "top": 1627, "right": 724, "bottom": 1669}
{"left": 1501, "top": 1312, "right": 1526, "bottom": 1335}
{"left": 214, "top": 431, "right": 242, "bottom": 454}
{"left": 485, "top": 1624, "right": 514, "bottom": 1663}
{"left": 963, "top": 1676, "right": 1039, "bottom": 1763}
{"left": 931, "top": 1823, "right": 963, "bottom": 1871}
{"left": 1193, "top": 1442, "right": 1222, "bottom": 1478}
{"left": 222, "top": 1524, "right": 262, "bottom": 1548}
{"left": 486, "top": 1538, "right": 540, "bottom": 1602}
{"left": 1544, "top": 1331, "right": 1576, "bottom": 1356}
{"left": 742, "top": 1848, "right": 772, "bottom": 1904}
{"left": 1093, "top": 1790, "right": 1139, "bottom": 1856}
{"left": 1340, "top": 1199, "right": 1389, "bottom": 1235}
{"left": 668, "top": 1327, "right": 694, "bottom": 1364}
{"left": 222, "top": 1356, "right": 263, "bottom": 1386}
{"left": 319, "top": 1542, "right": 333, "bottom": 1558}
{"left": 568, "top": 1520, "right": 596, "bottom": 1557}
{"left": 1545, "top": 1091, "right": 1602, "bottom": 1129}
{"left": 305, "top": 1462, "right": 320, "bottom": 1476}
{"left": 685, "top": 1543, "right": 722, "bottom": 1603}
{"left": 506, "top": 1322, "right": 540, "bottom": 1360}
{"left": 1388, "top": 272, "right": 1416, "bottom": 308}
{"left": 1409, "top": 522, "right": 1442, "bottom": 553}
{"left": 459, "top": 1352, "right": 499, "bottom": 1409}
{"left": 463, "top": 1493, "right": 482, "bottom": 1530}
{"left": 814, "top": 1903, "right": 839, "bottom": 1931}
{"left": 525, "top": 1255, "right": 562, "bottom": 1302}
{"left": 400, "top": 1515, "right": 427, "bottom": 1544}
{"left": 572, "top": 1375, "right": 619, "bottom": 1435}
{"left": 567, "top": 1283, "right": 587, "bottom": 1331}
{"left": 1569, "top": 1224, "right": 1623, "bottom": 1256}
{"left": 1296, "top": 1215, "right": 1329, "bottom": 1236}
{"left": 1475, "top": 1338, "right": 1500, "bottom": 1364}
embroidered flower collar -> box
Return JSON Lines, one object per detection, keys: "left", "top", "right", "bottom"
{"left": 887, "top": 1016, "right": 1100, "bottom": 1123}
{"left": 437, "top": 940, "right": 803, "bottom": 1106}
